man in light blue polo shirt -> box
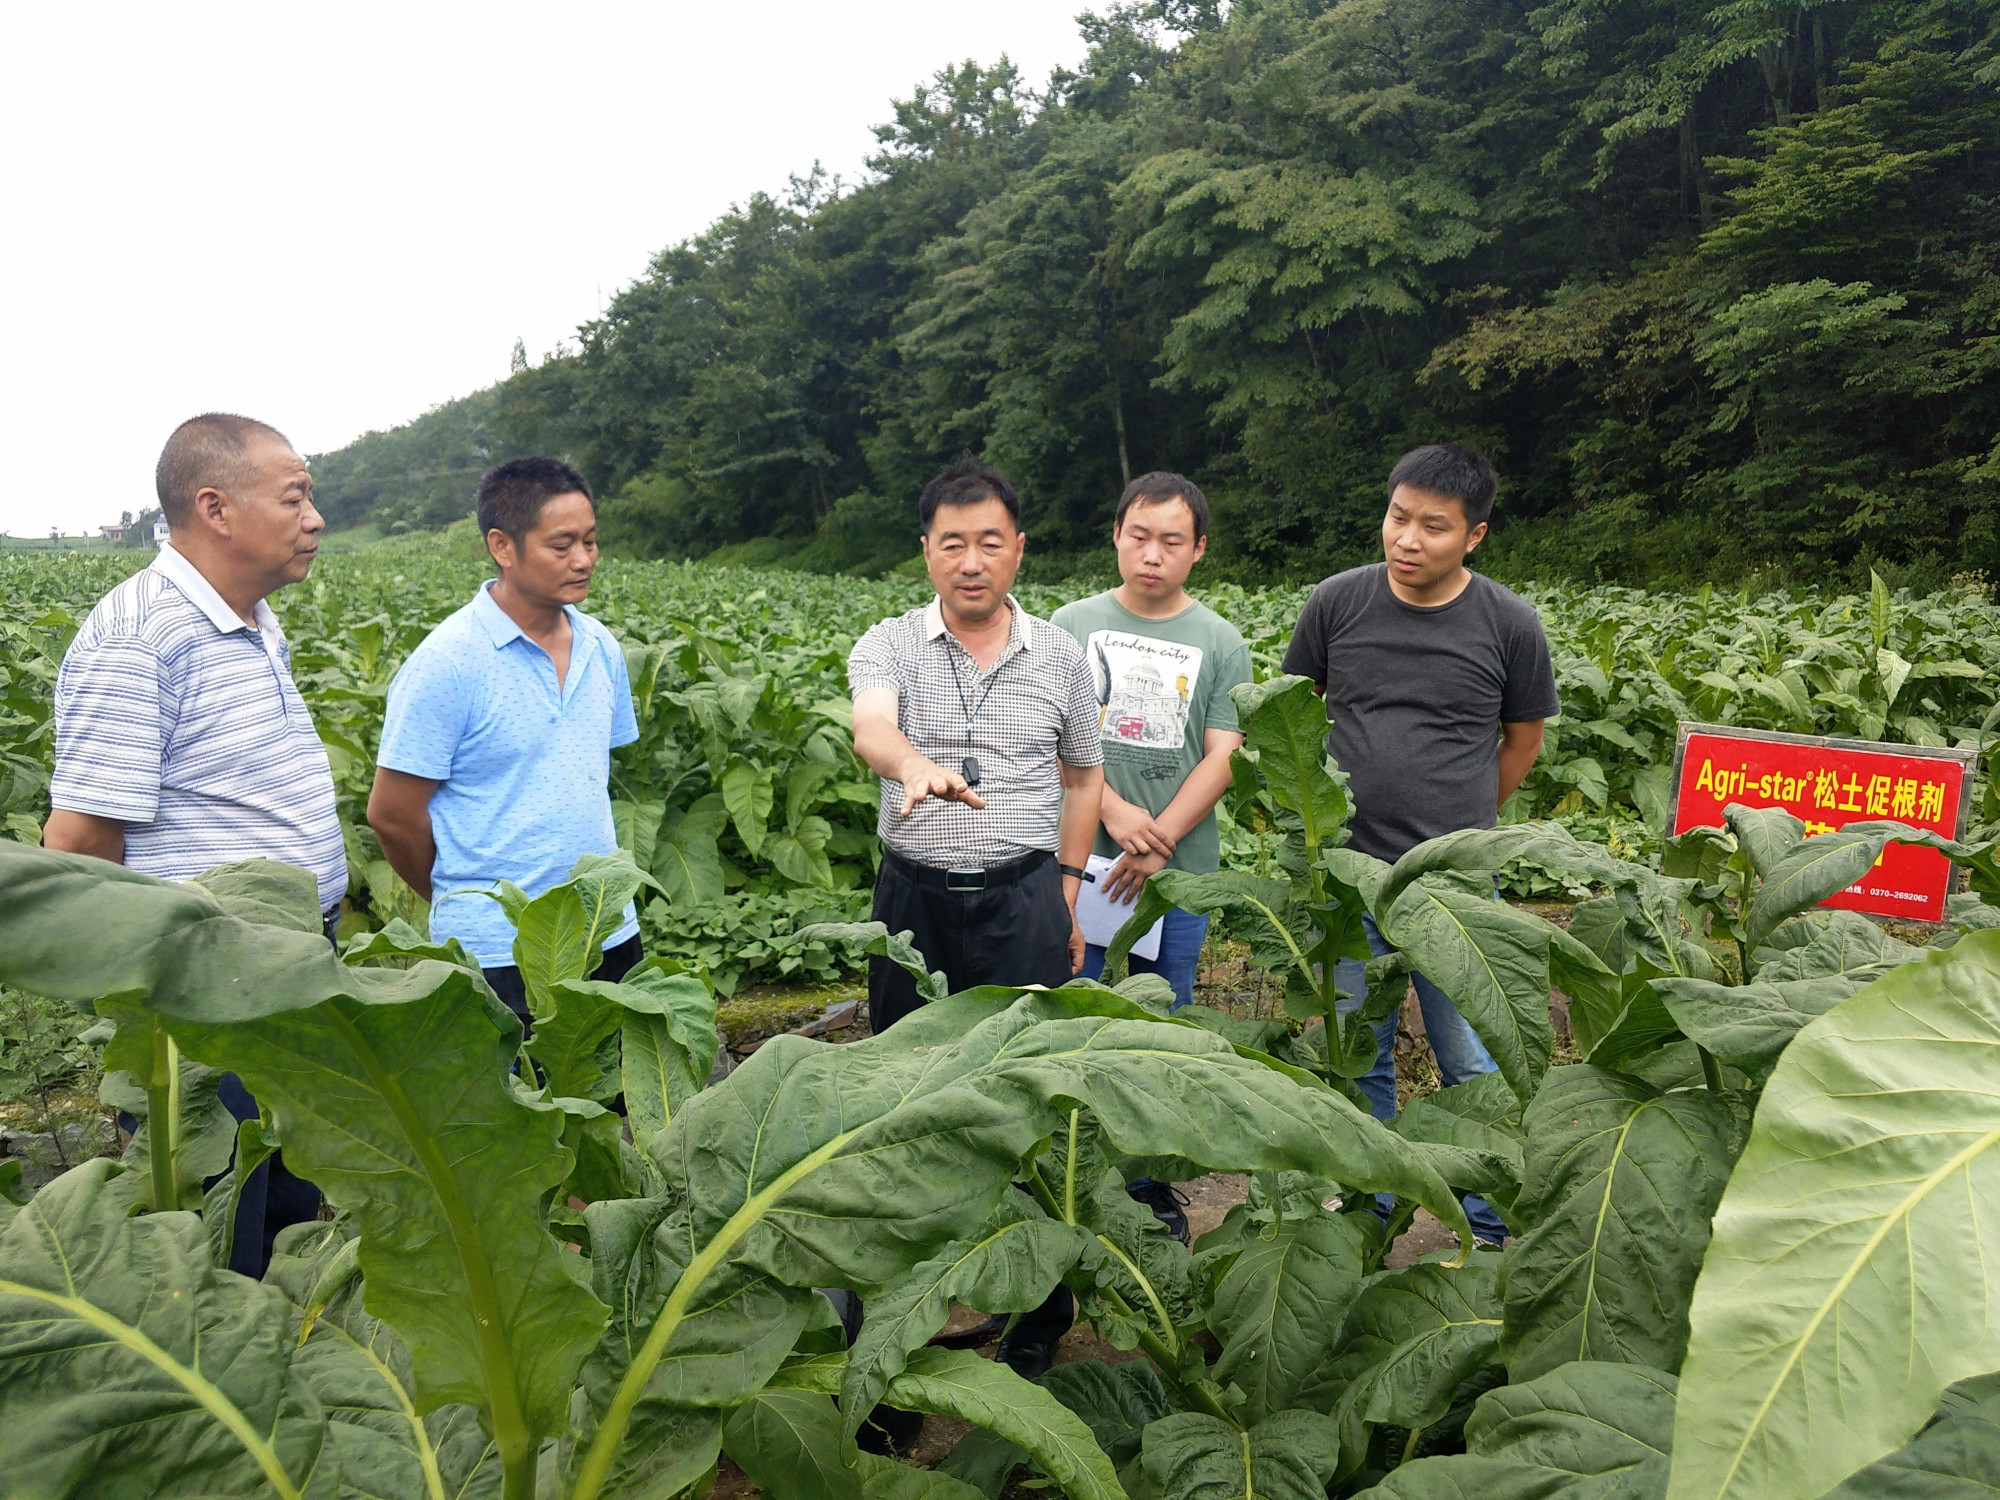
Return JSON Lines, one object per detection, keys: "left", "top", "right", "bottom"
{"left": 368, "top": 456, "right": 641, "bottom": 1023}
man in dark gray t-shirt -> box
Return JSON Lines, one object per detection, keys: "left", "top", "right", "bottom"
{"left": 1281, "top": 443, "right": 1558, "bottom": 1244}
{"left": 1282, "top": 560, "right": 1558, "bottom": 861}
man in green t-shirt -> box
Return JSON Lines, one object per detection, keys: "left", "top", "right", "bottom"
{"left": 1052, "top": 472, "right": 1252, "bottom": 1010}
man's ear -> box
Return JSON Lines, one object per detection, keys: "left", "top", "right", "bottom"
{"left": 486, "top": 529, "right": 515, "bottom": 570}
{"left": 1191, "top": 533, "right": 1208, "bottom": 564}
{"left": 1464, "top": 521, "right": 1490, "bottom": 556}
{"left": 189, "top": 484, "right": 232, "bottom": 538}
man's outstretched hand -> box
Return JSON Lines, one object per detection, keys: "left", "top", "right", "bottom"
{"left": 896, "top": 754, "right": 988, "bottom": 816}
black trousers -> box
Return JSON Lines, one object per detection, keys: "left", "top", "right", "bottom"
{"left": 867, "top": 850, "right": 1074, "bottom": 1034}
{"left": 215, "top": 1072, "right": 321, "bottom": 1278}
{"left": 867, "top": 850, "right": 1075, "bottom": 1348}
{"left": 484, "top": 935, "right": 645, "bottom": 1035}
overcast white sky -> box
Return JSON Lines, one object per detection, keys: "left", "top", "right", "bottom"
{"left": 0, "top": 2, "right": 1095, "bottom": 536}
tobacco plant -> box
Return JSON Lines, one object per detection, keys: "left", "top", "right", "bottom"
{"left": 0, "top": 841, "right": 1467, "bottom": 1500}
{"left": 5, "top": 682, "right": 2000, "bottom": 1498}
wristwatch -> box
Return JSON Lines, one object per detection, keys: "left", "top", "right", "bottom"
{"left": 1058, "top": 863, "right": 1094, "bottom": 882}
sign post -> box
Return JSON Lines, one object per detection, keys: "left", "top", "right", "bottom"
{"left": 1669, "top": 723, "right": 1976, "bottom": 923}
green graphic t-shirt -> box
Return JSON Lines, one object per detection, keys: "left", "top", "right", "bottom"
{"left": 1049, "top": 592, "right": 1254, "bottom": 874}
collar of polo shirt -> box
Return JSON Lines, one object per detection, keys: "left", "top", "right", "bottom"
{"left": 471, "top": 579, "right": 580, "bottom": 647}
{"left": 152, "top": 541, "right": 283, "bottom": 641}
{"left": 921, "top": 593, "right": 1032, "bottom": 650}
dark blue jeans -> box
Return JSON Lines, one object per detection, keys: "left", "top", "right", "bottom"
{"left": 1334, "top": 912, "right": 1510, "bottom": 1244}
{"left": 1082, "top": 907, "right": 1210, "bottom": 1010}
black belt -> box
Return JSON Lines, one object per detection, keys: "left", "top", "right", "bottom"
{"left": 885, "top": 848, "right": 1052, "bottom": 892}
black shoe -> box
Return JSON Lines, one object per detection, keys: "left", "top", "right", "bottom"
{"left": 855, "top": 1401, "right": 925, "bottom": 1455}
{"left": 1127, "top": 1179, "right": 1192, "bottom": 1245}
{"left": 928, "top": 1312, "right": 1009, "bottom": 1350}
{"left": 995, "top": 1324, "right": 1062, "bottom": 1381}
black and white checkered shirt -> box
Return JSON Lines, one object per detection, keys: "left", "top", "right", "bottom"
{"left": 848, "top": 596, "right": 1104, "bottom": 867}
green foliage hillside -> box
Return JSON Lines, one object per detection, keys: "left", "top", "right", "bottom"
{"left": 313, "top": 1, "right": 2000, "bottom": 587}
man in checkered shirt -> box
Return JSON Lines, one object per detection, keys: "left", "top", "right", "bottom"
{"left": 847, "top": 458, "right": 1106, "bottom": 1037}
{"left": 846, "top": 457, "right": 1105, "bottom": 1392}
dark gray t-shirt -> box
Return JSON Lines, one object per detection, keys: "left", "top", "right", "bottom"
{"left": 1280, "top": 564, "right": 1560, "bottom": 861}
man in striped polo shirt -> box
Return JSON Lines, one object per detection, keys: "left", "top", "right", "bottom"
{"left": 46, "top": 412, "right": 343, "bottom": 1275}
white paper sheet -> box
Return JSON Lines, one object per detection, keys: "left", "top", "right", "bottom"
{"left": 1075, "top": 852, "right": 1164, "bottom": 960}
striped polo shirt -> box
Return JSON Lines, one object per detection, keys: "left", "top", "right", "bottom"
{"left": 50, "top": 542, "right": 348, "bottom": 909}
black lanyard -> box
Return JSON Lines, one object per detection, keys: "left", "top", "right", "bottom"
{"left": 941, "top": 633, "right": 1009, "bottom": 786}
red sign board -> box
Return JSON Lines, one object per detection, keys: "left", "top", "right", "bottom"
{"left": 1670, "top": 724, "right": 1974, "bottom": 923}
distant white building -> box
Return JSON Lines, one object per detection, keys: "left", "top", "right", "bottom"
{"left": 153, "top": 516, "right": 170, "bottom": 548}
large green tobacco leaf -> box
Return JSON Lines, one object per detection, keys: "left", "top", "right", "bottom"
{"left": 727, "top": 1386, "right": 993, "bottom": 1500}
{"left": 1205, "top": 1211, "right": 1369, "bottom": 1424}
{"left": 1319, "top": 1263, "right": 1505, "bottom": 1475}
{"left": 343, "top": 918, "right": 485, "bottom": 973}
{"left": 0, "top": 845, "right": 610, "bottom": 1483}
{"left": 613, "top": 964, "right": 722, "bottom": 1145}
{"left": 1074, "top": 1162, "right": 1197, "bottom": 1345}
{"left": 651, "top": 795, "right": 729, "bottom": 908}
{"left": 1353, "top": 1362, "right": 1676, "bottom": 1499}
{"left": 1753, "top": 908, "right": 1919, "bottom": 982}
{"left": 1374, "top": 824, "right": 1630, "bottom": 916}
{"left": 722, "top": 1386, "right": 863, "bottom": 1500}
{"left": 797, "top": 922, "right": 950, "bottom": 1006}
{"left": 1377, "top": 872, "right": 1615, "bottom": 1103}
{"left": 1231, "top": 675, "right": 1350, "bottom": 854}
{"left": 1570, "top": 974, "right": 1683, "bottom": 1072}
{"left": 1102, "top": 869, "right": 1306, "bottom": 987}
{"left": 1652, "top": 974, "right": 1873, "bottom": 1076}
{"left": 185, "top": 857, "right": 327, "bottom": 931}
{"left": 1742, "top": 821, "right": 1991, "bottom": 948}
{"left": 569, "top": 998, "right": 1475, "bottom": 1500}
{"left": 498, "top": 851, "right": 659, "bottom": 1019}
{"left": 1134, "top": 1410, "right": 1343, "bottom": 1500}
{"left": 537, "top": 962, "right": 717, "bottom": 1122}
{"left": 882, "top": 1348, "right": 1125, "bottom": 1500}
{"left": 266, "top": 1224, "right": 501, "bottom": 1500}
{"left": 1817, "top": 1373, "right": 2000, "bottom": 1499}
{"left": 1720, "top": 805, "right": 1804, "bottom": 879}
{"left": 163, "top": 970, "right": 609, "bottom": 1466}
{"left": 1037, "top": 1359, "right": 1177, "bottom": 1466}
{"left": 1391, "top": 1074, "right": 1525, "bottom": 1217}
{"left": 0, "top": 1160, "right": 338, "bottom": 1498}
{"left": 612, "top": 798, "right": 666, "bottom": 878}
{"left": 1501, "top": 1067, "right": 1739, "bottom": 1381}
{"left": 1666, "top": 933, "right": 2000, "bottom": 1500}
{"left": 841, "top": 1200, "right": 1088, "bottom": 1440}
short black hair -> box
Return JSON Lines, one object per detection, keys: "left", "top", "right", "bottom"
{"left": 918, "top": 455, "right": 1020, "bottom": 533}
{"left": 1386, "top": 443, "right": 1498, "bottom": 528}
{"left": 477, "top": 456, "right": 592, "bottom": 548}
{"left": 155, "top": 414, "right": 292, "bottom": 526}
{"left": 1115, "top": 472, "right": 1208, "bottom": 542}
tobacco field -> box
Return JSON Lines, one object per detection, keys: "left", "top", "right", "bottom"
{"left": 5, "top": 536, "right": 2000, "bottom": 983}
{"left": 5, "top": 541, "right": 2000, "bottom": 1498}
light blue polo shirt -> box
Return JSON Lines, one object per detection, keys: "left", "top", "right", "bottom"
{"left": 376, "top": 582, "right": 639, "bottom": 966}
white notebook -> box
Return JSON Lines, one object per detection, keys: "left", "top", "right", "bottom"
{"left": 1075, "top": 852, "right": 1164, "bottom": 960}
